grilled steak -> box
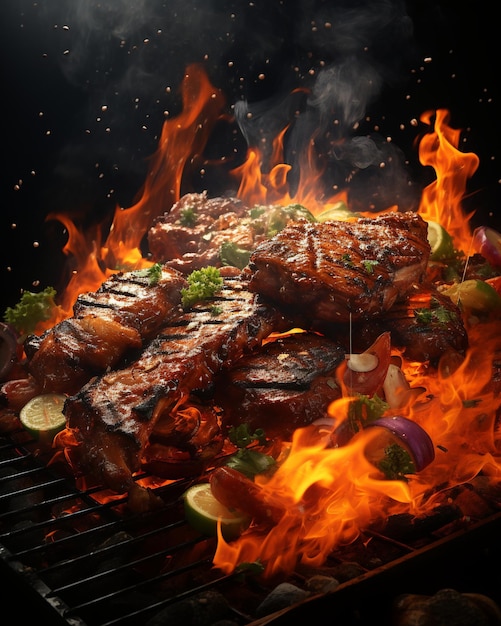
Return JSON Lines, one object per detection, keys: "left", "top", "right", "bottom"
{"left": 24, "top": 265, "right": 187, "bottom": 394}
{"left": 148, "top": 191, "right": 256, "bottom": 273}
{"left": 63, "top": 277, "right": 291, "bottom": 501}
{"left": 311, "top": 283, "right": 468, "bottom": 363}
{"left": 147, "top": 190, "right": 317, "bottom": 274}
{"left": 247, "top": 212, "right": 431, "bottom": 323}
{"left": 214, "top": 331, "right": 345, "bottom": 438}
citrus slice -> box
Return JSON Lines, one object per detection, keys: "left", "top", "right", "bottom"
{"left": 19, "top": 393, "right": 67, "bottom": 440}
{"left": 427, "top": 221, "right": 455, "bottom": 261}
{"left": 443, "top": 279, "right": 501, "bottom": 313}
{"left": 183, "top": 482, "right": 251, "bottom": 540}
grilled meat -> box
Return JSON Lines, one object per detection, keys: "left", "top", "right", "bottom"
{"left": 63, "top": 277, "right": 291, "bottom": 499}
{"left": 248, "top": 212, "right": 430, "bottom": 323}
{"left": 369, "top": 283, "right": 469, "bottom": 362}
{"left": 24, "top": 266, "right": 187, "bottom": 395}
{"left": 147, "top": 190, "right": 317, "bottom": 274}
{"left": 148, "top": 191, "right": 256, "bottom": 273}
{"left": 215, "top": 331, "right": 345, "bottom": 438}
{"left": 312, "top": 283, "right": 468, "bottom": 363}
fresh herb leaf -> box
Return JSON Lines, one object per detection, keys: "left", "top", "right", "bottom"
{"left": 226, "top": 448, "right": 277, "bottom": 479}
{"left": 377, "top": 443, "right": 415, "bottom": 481}
{"left": 4, "top": 286, "right": 57, "bottom": 338}
{"left": 414, "top": 303, "right": 457, "bottom": 325}
{"left": 228, "top": 424, "right": 267, "bottom": 447}
{"left": 226, "top": 424, "right": 275, "bottom": 478}
{"left": 179, "top": 206, "right": 197, "bottom": 227}
{"left": 344, "top": 394, "right": 389, "bottom": 440}
{"left": 132, "top": 263, "right": 163, "bottom": 286}
{"left": 362, "top": 260, "right": 378, "bottom": 274}
{"left": 341, "top": 253, "right": 353, "bottom": 266}
{"left": 220, "top": 241, "right": 251, "bottom": 269}
{"left": 181, "top": 266, "right": 223, "bottom": 308}
{"left": 347, "top": 394, "right": 388, "bottom": 434}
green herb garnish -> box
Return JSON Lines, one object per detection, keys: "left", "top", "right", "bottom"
{"left": 4, "top": 286, "right": 57, "bottom": 339}
{"left": 414, "top": 301, "right": 457, "bottom": 325}
{"left": 226, "top": 424, "right": 276, "bottom": 479}
{"left": 341, "top": 253, "right": 353, "bottom": 266}
{"left": 179, "top": 206, "right": 197, "bottom": 227}
{"left": 220, "top": 241, "right": 251, "bottom": 270}
{"left": 228, "top": 424, "right": 267, "bottom": 447}
{"left": 362, "top": 260, "right": 378, "bottom": 274}
{"left": 181, "top": 266, "right": 223, "bottom": 308}
{"left": 346, "top": 394, "right": 388, "bottom": 436}
{"left": 377, "top": 443, "right": 415, "bottom": 481}
{"left": 132, "top": 263, "right": 163, "bottom": 286}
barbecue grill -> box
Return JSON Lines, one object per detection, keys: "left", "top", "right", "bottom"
{"left": 2, "top": 421, "right": 501, "bottom": 625}
{"left": 1, "top": 1, "right": 501, "bottom": 623}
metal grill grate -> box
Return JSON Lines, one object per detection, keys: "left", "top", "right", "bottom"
{"left": 2, "top": 424, "right": 501, "bottom": 625}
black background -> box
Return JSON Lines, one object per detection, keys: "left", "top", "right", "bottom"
{"left": 1, "top": 0, "right": 500, "bottom": 311}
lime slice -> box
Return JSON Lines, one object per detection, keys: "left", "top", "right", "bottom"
{"left": 19, "top": 393, "right": 67, "bottom": 439}
{"left": 427, "top": 221, "right": 455, "bottom": 261}
{"left": 183, "top": 482, "right": 251, "bottom": 540}
{"left": 443, "top": 279, "right": 501, "bottom": 313}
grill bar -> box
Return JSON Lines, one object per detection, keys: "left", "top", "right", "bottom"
{"left": 2, "top": 426, "right": 501, "bottom": 625}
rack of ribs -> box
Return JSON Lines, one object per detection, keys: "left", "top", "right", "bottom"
{"left": 63, "top": 277, "right": 291, "bottom": 507}
{"left": 247, "top": 211, "right": 431, "bottom": 323}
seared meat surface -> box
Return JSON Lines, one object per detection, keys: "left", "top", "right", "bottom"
{"left": 63, "top": 277, "right": 291, "bottom": 498}
{"left": 248, "top": 212, "right": 430, "bottom": 323}
{"left": 312, "top": 283, "right": 468, "bottom": 363}
{"left": 147, "top": 190, "right": 317, "bottom": 274}
{"left": 148, "top": 191, "right": 257, "bottom": 273}
{"left": 215, "top": 332, "right": 344, "bottom": 438}
{"left": 24, "top": 266, "right": 187, "bottom": 394}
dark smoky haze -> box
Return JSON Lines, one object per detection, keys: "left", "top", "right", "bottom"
{"left": 1, "top": 0, "right": 499, "bottom": 310}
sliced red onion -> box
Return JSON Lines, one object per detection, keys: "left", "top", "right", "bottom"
{"left": 0, "top": 322, "right": 20, "bottom": 381}
{"left": 473, "top": 226, "right": 501, "bottom": 268}
{"left": 365, "top": 416, "right": 435, "bottom": 472}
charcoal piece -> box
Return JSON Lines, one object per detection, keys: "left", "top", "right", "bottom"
{"left": 255, "top": 582, "right": 309, "bottom": 618}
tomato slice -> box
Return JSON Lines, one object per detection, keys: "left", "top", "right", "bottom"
{"left": 209, "top": 466, "right": 284, "bottom": 525}
{"left": 343, "top": 331, "right": 392, "bottom": 396}
{"left": 486, "top": 275, "right": 501, "bottom": 297}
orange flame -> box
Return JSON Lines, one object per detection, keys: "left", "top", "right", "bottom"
{"left": 213, "top": 320, "right": 501, "bottom": 577}
{"left": 211, "top": 112, "right": 499, "bottom": 577}
{"left": 42, "top": 64, "right": 226, "bottom": 325}
{"left": 417, "top": 109, "right": 479, "bottom": 250}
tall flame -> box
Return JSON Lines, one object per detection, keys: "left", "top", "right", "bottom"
{"left": 44, "top": 64, "right": 226, "bottom": 322}
{"left": 417, "top": 109, "right": 479, "bottom": 250}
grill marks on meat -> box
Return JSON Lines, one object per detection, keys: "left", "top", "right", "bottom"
{"left": 25, "top": 266, "right": 187, "bottom": 394}
{"left": 248, "top": 212, "right": 430, "bottom": 323}
{"left": 64, "top": 278, "right": 290, "bottom": 495}
{"left": 215, "top": 332, "right": 345, "bottom": 438}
